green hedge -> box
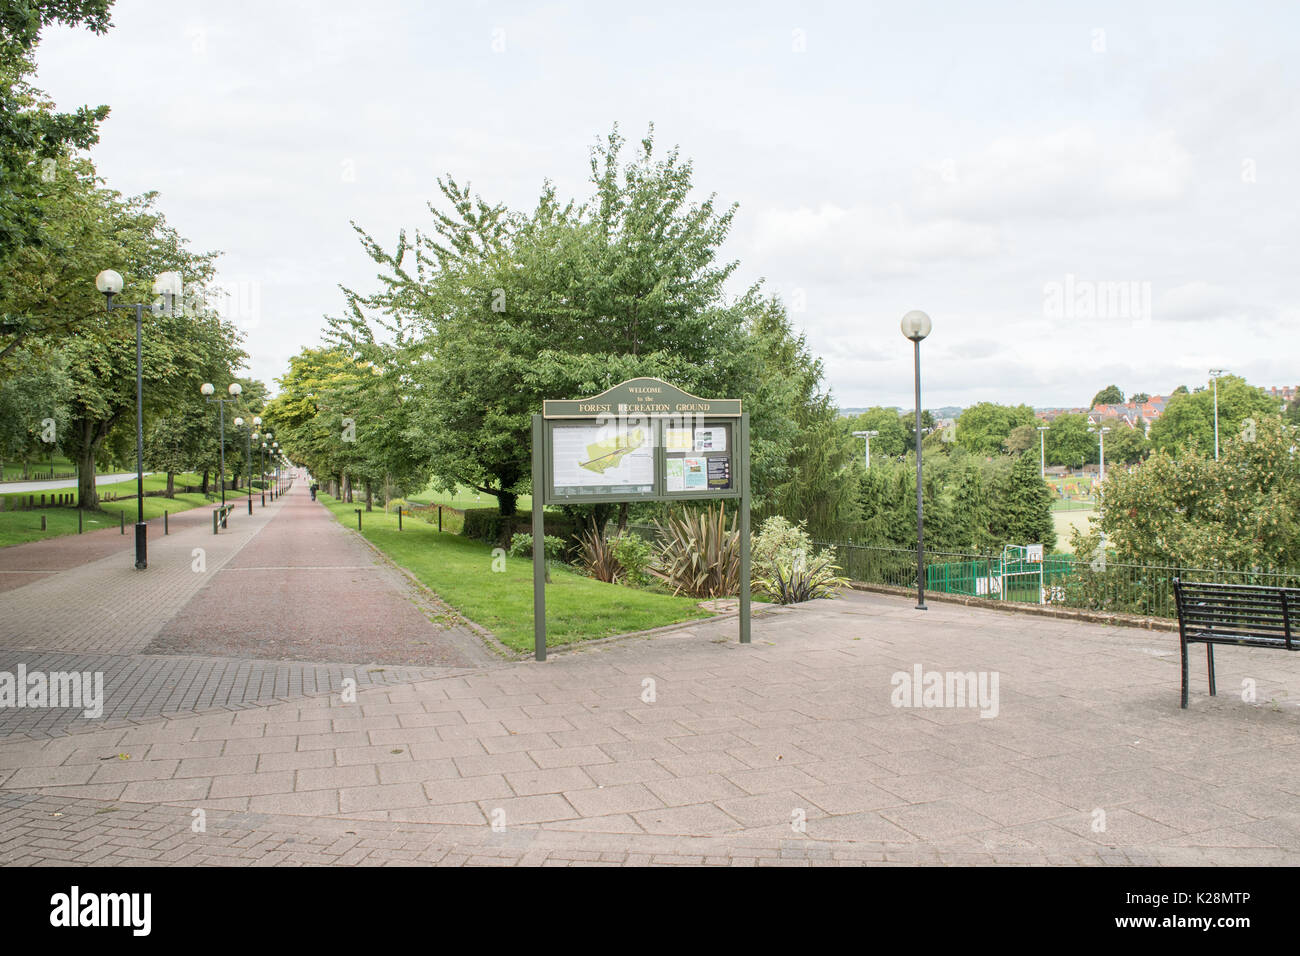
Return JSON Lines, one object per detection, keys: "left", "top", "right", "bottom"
{"left": 461, "top": 508, "right": 579, "bottom": 546}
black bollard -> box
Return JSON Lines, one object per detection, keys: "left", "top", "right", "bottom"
{"left": 120, "top": 512, "right": 125, "bottom": 534}
{"left": 164, "top": 511, "right": 168, "bottom": 535}
{"left": 355, "top": 509, "right": 362, "bottom": 530}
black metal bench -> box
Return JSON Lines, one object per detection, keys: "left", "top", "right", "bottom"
{"left": 1172, "top": 578, "right": 1297, "bottom": 708}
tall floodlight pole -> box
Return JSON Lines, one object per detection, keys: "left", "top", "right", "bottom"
{"left": 1089, "top": 425, "right": 1111, "bottom": 482}
{"left": 901, "top": 310, "right": 932, "bottom": 611}
{"left": 202, "top": 381, "right": 242, "bottom": 507}
{"left": 1209, "top": 369, "right": 1227, "bottom": 460}
{"left": 1037, "top": 425, "right": 1050, "bottom": 478}
{"left": 94, "top": 269, "right": 183, "bottom": 570}
{"left": 852, "top": 429, "right": 880, "bottom": 469}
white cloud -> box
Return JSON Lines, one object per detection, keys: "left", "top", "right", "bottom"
{"left": 917, "top": 126, "right": 1196, "bottom": 219}
{"left": 748, "top": 203, "right": 1002, "bottom": 280}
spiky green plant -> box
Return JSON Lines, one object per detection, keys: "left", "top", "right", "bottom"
{"left": 577, "top": 528, "right": 623, "bottom": 583}
{"left": 650, "top": 503, "right": 741, "bottom": 598}
{"left": 754, "top": 550, "right": 850, "bottom": 604}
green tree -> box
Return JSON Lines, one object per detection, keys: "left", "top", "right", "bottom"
{"left": 342, "top": 125, "right": 850, "bottom": 529}
{"left": 1098, "top": 415, "right": 1299, "bottom": 569}
{"left": 1103, "top": 424, "right": 1150, "bottom": 465}
{"left": 1285, "top": 399, "right": 1300, "bottom": 427}
{"left": 1149, "top": 375, "right": 1279, "bottom": 457}
{"left": 1130, "top": 391, "right": 1150, "bottom": 404}
{"left": 846, "top": 407, "right": 906, "bottom": 460}
{"left": 955, "top": 402, "right": 1035, "bottom": 456}
{"left": 901, "top": 408, "right": 936, "bottom": 453}
{"left": 0, "top": 342, "right": 69, "bottom": 472}
{"left": 1002, "top": 423, "right": 1038, "bottom": 455}
{"left": 990, "top": 451, "right": 1056, "bottom": 549}
{"left": 0, "top": 1, "right": 113, "bottom": 262}
{"left": 1091, "top": 385, "right": 1124, "bottom": 407}
{"left": 1044, "top": 413, "right": 1094, "bottom": 467}
{"left": 49, "top": 191, "right": 241, "bottom": 509}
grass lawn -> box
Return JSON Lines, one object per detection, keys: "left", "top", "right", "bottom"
{"left": 318, "top": 494, "right": 710, "bottom": 653}
{"left": 0, "top": 473, "right": 255, "bottom": 548}
{"left": 407, "top": 480, "right": 532, "bottom": 512}
{"left": 1052, "top": 508, "right": 1097, "bottom": 553}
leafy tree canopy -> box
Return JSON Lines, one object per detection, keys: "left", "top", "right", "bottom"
{"left": 1091, "top": 385, "right": 1124, "bottom": 407}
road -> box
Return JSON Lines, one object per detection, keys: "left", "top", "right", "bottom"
{"left": 0, "top": 471, "right": 153, "bottom": 495}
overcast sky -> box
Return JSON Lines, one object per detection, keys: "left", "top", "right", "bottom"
{"left": 32, "top": 0, "right": 1300, "bottom": 410}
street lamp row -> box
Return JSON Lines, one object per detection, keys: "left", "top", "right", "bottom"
{"left": 94, "top": 268, "right": 183, "bottom": 570}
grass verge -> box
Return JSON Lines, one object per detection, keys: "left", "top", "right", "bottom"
{"left": 407, "top": 480, "right": 533, "bottom": 512}
{"left": 318, "top": 494, "right": 711, "bottom": 653}
{"left": 0, "top": 473, "right": 255, "bottom": 548}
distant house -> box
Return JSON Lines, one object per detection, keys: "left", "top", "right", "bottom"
{"left": 1034, "top": 407, "right": 1089, "bottom": 423}
{"left": 1088, "top": 395, "right": 1169, "bottom": 436}
{"left": 1267, "top": 385, "right": 1298, "bottom": 409}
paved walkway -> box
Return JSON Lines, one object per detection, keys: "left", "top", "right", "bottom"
{"left": 0, "top": 483, "right": 495, "bottom": 735}
{"left": 0, "top": 493, "right": 243, "bottom": 592}
{"left": 2, "top": 573, "right": 1298, "bottom": 865}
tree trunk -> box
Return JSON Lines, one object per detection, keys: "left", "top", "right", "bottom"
{"left": 342, "top": 474, "right": 352, "bottom": 503}
{"left": 76, "top": 444, "right": 98, "bottom": 510}
{"left": 497, "top": 490, "right": 518, "bottom": 516}
{"left": 365, "top": 481, "right": 373, "bottom": 512}
{"left": 166, "top": 471, "right": 175, "bottom": 498}
{"left": 201, "top": 470, "right": 209, "bottom": 494}
{"left": 617, "top": 502, "right": 629, "bottom": 534}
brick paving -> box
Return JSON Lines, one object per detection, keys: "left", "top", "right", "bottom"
{"left": 2, "top": 574, "right": 1299, "bottom": 865}
{"left": 0, "top": 483, "right": 496, "bottom": 738}
{"left": 144, "top": 486, "right": 495, "bottom": 668}
{"left": 0, "top": 652, "right": 449, "bottom": 737}
{"left": 0, "top": 490, "right": 245, "bottom": 578}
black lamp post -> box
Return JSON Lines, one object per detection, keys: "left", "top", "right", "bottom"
{"left": 901, "top": 310, "right": 933, "bottom": 611}
{"left": 94, "top": 268, "right": 183, "bottom": 571}
{"left": 263, "top": 431, "right": 273, "bottom": 499}
{"left": 235, "top": 415, "right": 260, "bottom": 514}
{"left": 202, "top": 381, "right": 242, "bottom": 507}
{"left": 253, "top": 433, "right": 265, "bottom": 505}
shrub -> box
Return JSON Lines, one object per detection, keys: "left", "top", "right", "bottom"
{"left": 751, "top": 514, "right": 849, "bottom": 604}
{"left": 462, "top": 508, "right": 518, "bottom": 544}
{"left": 609, "top": 532, "right": 653, "bottom": 587}
{"left": 462, "top": 508, "right": 578, "bottom": 546}
{"left": 508, "top": 532, "right": 567, "bottom": 561}
{"left": 752, "top": 515, "right": 813, "bottom": 568}
{"left": 386, "top": 498, "right": 409, "bottom": 513}
{"left": 650, "top": 503, "right": 741, "bottom": 598}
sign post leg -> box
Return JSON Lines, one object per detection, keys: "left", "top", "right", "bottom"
{"left": 532, "top": 414, "right": 546, "bottom": 661}
{"left": 739, "top": 412, "right": 751, "bottom": 644}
